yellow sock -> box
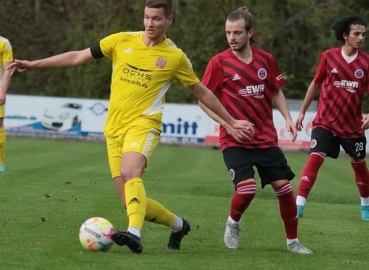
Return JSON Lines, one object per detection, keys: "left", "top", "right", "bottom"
{"left": 145, "top": 198, "right": 176, "bottom": 228}
{"left": 0, "top": 127, "right": 6, "bottom": 165}
{"left": 125, "top": 178, "right": 147, "bottom": 230}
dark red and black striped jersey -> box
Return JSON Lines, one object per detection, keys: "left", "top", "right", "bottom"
{"left": 202, "top": 47, "right": 285, "bottom": 150}
{"left": 313, "top": 47, "right": 369, "bottom": 138}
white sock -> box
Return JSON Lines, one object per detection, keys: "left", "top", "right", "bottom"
{"left": 287, "top": 238, "right": 298, "bottom": 245}
{"left": 227, "top": 216, "right": 240, "bottom": 224}
{"left": 296, "top": 196, "right": 307, "bottom": 206}
{"left": 361, "top": 197, "right": 369, "bottom": 206}
{"left": 171, "top": 216, "right": 183, "bottom": 232}
{"left": 127, "top": 226, "right": 141, "bottom": 238}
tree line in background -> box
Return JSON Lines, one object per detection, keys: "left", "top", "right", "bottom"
{"left": 1, "top": 0, "right": 369, "bottom": 105}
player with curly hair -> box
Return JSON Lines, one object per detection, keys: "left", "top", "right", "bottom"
{"left": 295, "top": 15, "right": 369, "bottom": 220}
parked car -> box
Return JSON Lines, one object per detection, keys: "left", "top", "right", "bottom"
{"left": 41, "top": 103, "right": 82, "bottom": 131}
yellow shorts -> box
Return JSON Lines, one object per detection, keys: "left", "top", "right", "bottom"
{"left": 106, "top": 121, "right": 160, "bottom": 179}
{"left": 0, "top": 104, "right": 4, "bottom": 118}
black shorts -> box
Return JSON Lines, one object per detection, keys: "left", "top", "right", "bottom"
{"left": 222, "top": 147, "right": 295, "bottom": 188}
{"left": 310, "top": 127, "right": 366, "bottom": 161}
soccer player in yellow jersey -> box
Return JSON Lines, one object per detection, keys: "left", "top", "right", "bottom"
{"left": 9, "top": 0, "right": 254, "bottom": 253}
{"left": 0, "top": 36, "right": 14, "bottom": 171}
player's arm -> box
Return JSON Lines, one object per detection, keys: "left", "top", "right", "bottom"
{"left": 198, "top": 100, "right": 226, "bottom": 125}
{"left": 174, "top": 54, "right": 254, "bottom": 136}
{"left": 299, "top": 81, "right": 321, "bottom": 115}
{"left": 0, "top": 62, "right": 12, "bottom": 105}
{"left": 8, "top": 48, "right": 94, "bottom": 73}
{"left": 197, "top": 59, "right": 252, "bottom": 136}
{"left": 362, "top": 70, "right": 369, "bottom": 130}
{"left": 295, "top": 80, "right": 320, "bottom": 131}
{"left": 190, "top": 82, "right": 234, "bottom": 125}
{"left": 198, "top": 57, "right": 254, "bottom": 141}
{"left": 300, "top": 54, "right": 326, "bottom": 115}
{"left": 269, "top": 55, "right": 297, "bottom": 141}
{"left": 198, "top": 57, "right": 228, "bottom": 126}
{"left": 273, "top": 90, "right": 293, "bottom": 122}
{"left": 0, "top": 62, "right": 12, "bottom": 94}
{"left": 197, "top": 87, "right": 254, "bottom": 142}
{"left": 8, "top": 33, "right": 119, "bottom": 74}
{"left": 295, "top": 54, "right": 325, "bottom": 130}
{"left": 268, "top": 55, "right": 291, "bottom": 121}
{"left": 174, "top": 54, "right": 234, "bottom": 125}
{"left": 33, "top": 48, "right": 94, "bottom": 68}
{"left": 272, "top": 89, "right": 298, "bottom": 140}
{"left": 272, "top": 89, "right": 297, "bottom": 141}
{"left": 190, "top": 82, "right": 254, "bottom": 140}
{"left": 0, "top": 39, "right": 14, "bottom": 104}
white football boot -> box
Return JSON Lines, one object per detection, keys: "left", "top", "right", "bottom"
{"left": 224, "top": 220, "right": 241, "bottom": 249}
{"left": 287, "top": 240, "right": 313, "bottom": 254}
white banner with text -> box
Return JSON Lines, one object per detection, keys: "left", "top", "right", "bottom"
{"left": 4, "top": 94, "right": 368, "bottom": 151}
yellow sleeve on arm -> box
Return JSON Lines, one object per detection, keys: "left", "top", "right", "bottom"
{"left": 174, "top": 53, "right": 200, "bottom": 87}
{"left": 99, "top": 33, "right": 123, "bottom": 60}
{"left": 2, "top": 39, "right": 13, "bottom": 63}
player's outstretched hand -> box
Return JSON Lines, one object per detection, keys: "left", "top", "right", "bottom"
{"left": 286, "top": 119, "right": 298, "bottom": 142}
{"left": 7, "top": 60, "right": 35, "bottom": 75}
{"left": 295, "top": 112, "right": 305, "bottom": 132}
{"left": 361, "top": 114, "right": 369, "bottom": 130}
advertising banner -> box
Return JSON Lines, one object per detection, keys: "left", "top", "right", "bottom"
{"left": 5, "top": 94, "right": 369, "bottom": 152}
{"left": 4, "top": 95, "right": 211, "bottom": 143}
{"left": 5, "top": 95, "right": 85, "bottom": 137}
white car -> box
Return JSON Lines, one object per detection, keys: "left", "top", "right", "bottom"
{"left": 41, "top": 103, "right": 83, "bottom": 131}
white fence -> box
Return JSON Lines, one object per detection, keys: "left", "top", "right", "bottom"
{"left": 4, "top": 94, "right": 368, "bottom": 151}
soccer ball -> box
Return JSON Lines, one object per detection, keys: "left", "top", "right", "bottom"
{"left": 79, "top": 217, "right": 115, "bottom": 251}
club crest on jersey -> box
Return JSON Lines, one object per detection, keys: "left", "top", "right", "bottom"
{"left": 257, "top": 68, "right": 267, "bottom": 80}
{"left": 310, "top": 139, "right": 317, "bottom": 149}
{"left": 229, "top": 169, "right": 235, "bottom": 181}
{"left": 155, "top": 57, "right": 167, "bottom": 69}
{"left": 354, "top": 69, "right": 364, "bottom": 79}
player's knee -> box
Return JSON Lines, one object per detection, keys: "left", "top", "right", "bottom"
{"left": 351, "top": 159, "right": 368, "bottom": 173}
{"left": 271, "top": 179, "right": 290, "bottom": 191}
{"left": 120, "top": 171, "right": 139, "bottom": 182}
{"left": 308, "top": 152, "right": 325, "bottom": 166}
{"left": 120, "top": 168, "right": 143, "bottom": 182}
{"left": 235, "top": 179, "right": 257, "bottom": 197}
{"left": 273, "top": 181, "right": 294, "bottom": 200}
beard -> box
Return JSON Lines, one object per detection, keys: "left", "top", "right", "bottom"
{"left": 230, "top": 40, "right": 248, "bottom": 52}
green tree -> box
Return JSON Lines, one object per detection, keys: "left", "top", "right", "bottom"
{"left": 1, "top": 0, "right": 368, "bottom": 104}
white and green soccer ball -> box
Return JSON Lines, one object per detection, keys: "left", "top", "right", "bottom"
{"left": 79, "top": 217, "right": 115, "bottom": 251}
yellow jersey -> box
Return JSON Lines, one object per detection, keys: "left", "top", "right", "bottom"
{"left": 0, "top": 36, "right": 13, "bottom": 86}
{"left": 95, "top": 31, "right": 199, "bottom": 137}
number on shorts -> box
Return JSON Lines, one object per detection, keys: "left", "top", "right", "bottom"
{"left": 355, "top": 142, "right": 364, "bottom": 152}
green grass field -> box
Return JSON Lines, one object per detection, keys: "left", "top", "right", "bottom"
{"left": 1, "top": 138, "right": 368, "bottom": 270}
